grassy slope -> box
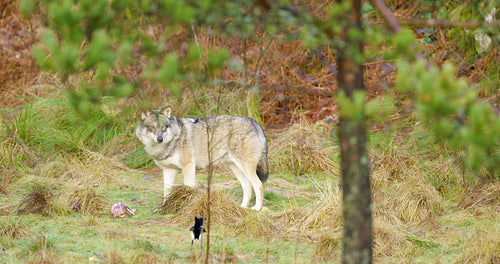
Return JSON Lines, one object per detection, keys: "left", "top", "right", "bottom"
{"left": 1, "top": 97, "right": 499, "bottom": 263}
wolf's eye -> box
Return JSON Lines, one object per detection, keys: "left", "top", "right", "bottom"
{"left": 165, "top": 123, "right": 170, "bottom": 129}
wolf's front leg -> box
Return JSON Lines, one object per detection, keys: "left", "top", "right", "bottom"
{"left": 163, "top": 168, "right": 178, "bottom": 198}
{"left": 182, "top": 162, "right": 196, "bottom": 187}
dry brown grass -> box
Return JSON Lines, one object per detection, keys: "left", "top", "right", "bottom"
{"left": 0, "top": 139, "right": 32, "bottom": 189}
{"left": 64, "top": 186, "right": 108, "bottom": 215}
{"left": 300, "top": 183, "right": 342, "bottom": 231}
{"left": 208, "top": 252, "right": 239, "bottom": 264}
{"left": 82, "top": 215, "right": 100, "bottom": 227}
{"left": 270, "top": 205, "right": 309, "bottom": 231}
{"left": 374, "top": 180, "right": 443, "bottom": 227}
{"left": 17, "top": 182, "right": 71, "bottom": 217}
{"left": 132, "top": 253, "right": 159, "bottom": 264}
{"left": 0, "top": 183, "right": 6, "bottom": 195}
{"left": 103, "top": 248, "right": 126, "bottom": 264}
{"left": 313, "top": 233, "right": 340, "bottom": 263}
{"left": 70, "top": 152, "right": 123, "bottom": 185}
{"left": 269, "top": 120, "right": 339, "bottom": 176}
{"left": 370, "top": 134, "right": 445, "bottom": 229}
{"left": 264, "top": 178, "right": 313, "bottom": 203}
{"left": 156, "top": 185, "right": 248, "bottom": 226}
{"left": 232, "top": 181, "right": 342, "bottom": 242}
{"left": 0, "top": 217, "right": 31, "bottom": 239}
{"left": 36, "top": 159, "right": 75, "bottom": 179}
{"left": 27, "top": 250, "right": 59, "bottom": 264}
{"left": 370, "top": 148, "right": 416, "bottom": 186}
{"left": 154, "top": 185, "right": 198, "bottom": 214}
{"left": 232, "top": 212, "right": 280, "bottom": 239}
{"left": 0, "top": 203, "right": 11, "bottom": 216}
{"left": 17, "top": 183, "right": 54, "bottom": 215}
{"left": 455, "top": 226, "right": 500, "bottom": 264}
{"left": 458, "top": 182, "right": 500, "bottom": 212}
{"left": 372, "top": 218, "right": 405, "bottom": 259}
{"left": 37, "top": 151, "right": 131, "bottom": 187}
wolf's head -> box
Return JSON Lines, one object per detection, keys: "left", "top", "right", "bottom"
{"left": 136, "top": 107, "right": 178, "bottom": 145}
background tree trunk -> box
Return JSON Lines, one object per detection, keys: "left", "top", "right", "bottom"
{"left": 336, "top": 0, "right": 373, "bottom": 263}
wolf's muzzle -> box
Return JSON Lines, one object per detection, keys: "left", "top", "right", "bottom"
{"left": 157, "top": 136, "right": 163, "bottom": 143}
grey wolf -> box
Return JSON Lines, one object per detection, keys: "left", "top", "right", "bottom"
{"left": 190, "top": 217, "right": 206, "bottom": 247}
{"left": 135, "top": 107, "right": 268, "bottom": 211}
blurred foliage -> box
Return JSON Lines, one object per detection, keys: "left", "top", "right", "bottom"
{"left": 21, "top": 0, "right": 500, "bottom": 180}
{"left": 447, "top": 1, "right": 498, "bottom": 57}
{"left": 396, "top": 58, "right": 500, "bottom": 179}
{"left": 389, "top": 0, "right": 500, "bottom": 179}
{"left": 20, "top": 0, "right": 243, "bottom": 114}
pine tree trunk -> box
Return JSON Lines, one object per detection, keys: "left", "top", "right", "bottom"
{"left": 336, "top": 0, "right": 373, "bottom": 263}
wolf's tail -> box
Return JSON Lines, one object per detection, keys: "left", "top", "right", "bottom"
{"left": 256, "top": 152, "right": 269, "bottom": 183}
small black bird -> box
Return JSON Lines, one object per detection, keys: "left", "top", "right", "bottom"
{"left": 190, "top": 217, "right": 206, "bottom": 247}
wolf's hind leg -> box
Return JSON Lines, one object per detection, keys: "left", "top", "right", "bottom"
{"left": 163, "top": 168, "right": 178, "bottom": 198}
{"left": 248, "top": 175, "right": 263, "bottom": 211}
{"left": 236, "top": 161, "right": 264, "bottom": 211}
{"left": 228, "top": 163, "right": 252, "bottom": 208}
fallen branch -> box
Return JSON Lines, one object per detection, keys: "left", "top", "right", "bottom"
{"left": 402, "top": 19, "right": 500, "bottom": 29}
{"left": 370, "top": 0, "right": 500, "bottom": 30}
{"left": 370, "top": 0, "right": 401, "bottom": 33}
{"left": 259, "top": 84, "right": 335, "bottom": 97}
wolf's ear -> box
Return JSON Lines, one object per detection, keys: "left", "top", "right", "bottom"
{"left": 161, "top": 107, "right": 171, "bottom": 118}
{"left": 140, "top": 110, "right": 152, "bottom": 120}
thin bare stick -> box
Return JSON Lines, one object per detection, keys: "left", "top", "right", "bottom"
{"left": 187, "top": 27, "right": 213, "bottom": 263}
{"left": 369, "top": 0, "right": 401, "bottom": 33}
{"left": 259, "top": 84, "right": 336, "bottom": 97}
{"left": 311, "top": 49, "right": 338, "bottom": 81}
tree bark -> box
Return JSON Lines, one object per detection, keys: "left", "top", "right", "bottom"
{"left": 336, "top": 0, "right": 373, "bottom": 263}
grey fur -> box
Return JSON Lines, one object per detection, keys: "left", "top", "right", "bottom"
{"left": 136, "top": 107, "right": 269, "bottom": 211}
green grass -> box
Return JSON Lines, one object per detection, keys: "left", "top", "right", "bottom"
{"left": 0, "top": 209, "right": 318, "bottom": 263}
{"left": 2, "top": 96, "right": 131, "bottom": 157}
{"left": 1, "top": 95, "right": 500, "bottom": 263}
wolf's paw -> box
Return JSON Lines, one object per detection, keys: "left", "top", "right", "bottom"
{"left": 251, "top": 205, "right": 266, "bottom": 211}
